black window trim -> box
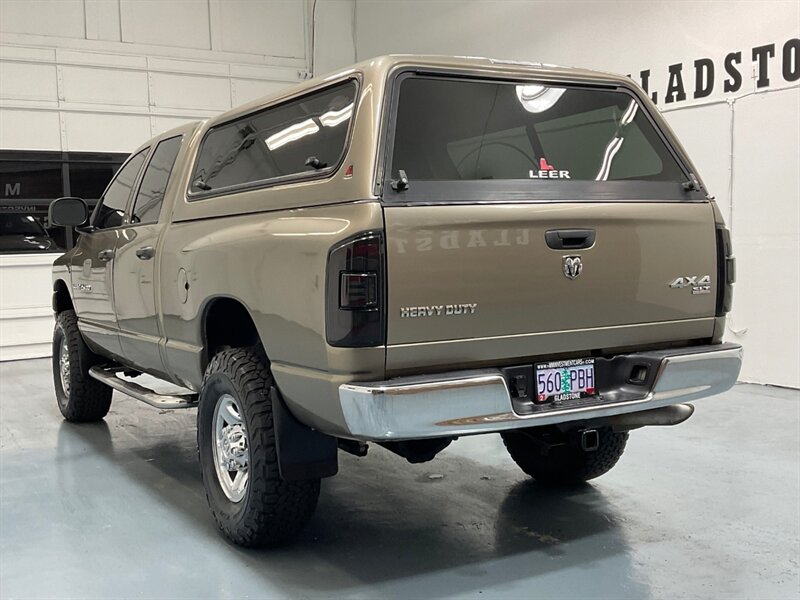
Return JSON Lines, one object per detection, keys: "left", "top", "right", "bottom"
{"left": 89, "top": 146, "right": 151, "bottom": 232}
{"left": 377, "top": 69, "right": 705, "bottom": 204}
{"left": 186, "top": 74, "right": 361, "bottom": 202}
{"left": 0, "top": 150, "right": 128, "bottom": 164}
{"left": 126, "top": 134, "right": 184, "bottom": 227}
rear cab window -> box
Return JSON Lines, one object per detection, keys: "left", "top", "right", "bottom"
{"left": 189, "top": 79, "right": 357, "bottom": 198}
{"left": 384, "top": 74, "right": 701, "bottom": 202}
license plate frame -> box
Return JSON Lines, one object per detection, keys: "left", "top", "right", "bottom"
{"left": 534, "top": 357, "right": 597, "bottom": 403}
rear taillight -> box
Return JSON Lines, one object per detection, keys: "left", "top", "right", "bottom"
{"left": 326, "top": 232, "right": 385, "bottom": 347}
{"left": 339, "top": 273, "right": 378, "bottom": 309}
{"left": 715, "top": 225, "right": 735, "bottom": 316}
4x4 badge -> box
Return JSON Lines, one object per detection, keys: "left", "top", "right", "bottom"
{"left": 563, "top": 256, "right": 583, "bottom": 279}
{"left": 669, "top": 275, "right": 711, "bottom": 294}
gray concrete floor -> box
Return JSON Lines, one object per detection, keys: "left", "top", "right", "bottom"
{"left": 1, "top": 358, "right": 798, "bottom": 600}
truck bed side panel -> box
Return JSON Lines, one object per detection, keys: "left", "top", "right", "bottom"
{"left": 157, "top": 201, "right": 385, "bottom": 433}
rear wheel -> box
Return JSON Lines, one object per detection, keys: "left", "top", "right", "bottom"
{"left": 501, "top": 426, "right": 628, "bottom": 485}
{"left": 197, "top": 346, "right": 320, "bottom": 547}
{"left": 52, "top": 310, "right": 112, "bottom": 422}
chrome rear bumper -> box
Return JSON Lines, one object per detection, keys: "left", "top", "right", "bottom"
{"left": 338, "top": 343, "right": 742, "bottom": 441}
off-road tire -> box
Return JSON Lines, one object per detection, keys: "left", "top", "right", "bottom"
{"left": 501, "top": 426, "right": 629, "bottom": 485}
{"left": 52, "top": 310, "right": 112, "bottom": 422}
{"left": 197, "top": 346, "right": 320, "bottom": 547}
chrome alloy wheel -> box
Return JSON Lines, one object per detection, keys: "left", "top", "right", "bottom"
{"left": 59, "top": 336, "right": 70, "bottom": 395}
{"left": 212, "top": 393, "right": 250, "bottom": 502}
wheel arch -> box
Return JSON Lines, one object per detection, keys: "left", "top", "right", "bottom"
{"left": 53, "top": 279, "right": 74, "bottom": 314}
{"left": 199, "top": 300, "right": 338, "bottom": 483}
{"left": 201, "top": 295, "right": 264, "bottom": 369}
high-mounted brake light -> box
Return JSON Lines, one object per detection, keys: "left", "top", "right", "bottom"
{"left": 326, "top": 233, "right": 385, "bottom": 347}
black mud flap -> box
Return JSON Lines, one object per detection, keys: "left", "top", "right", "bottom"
{"left": 271, "top": 388, "right": 338, "bottom": 481}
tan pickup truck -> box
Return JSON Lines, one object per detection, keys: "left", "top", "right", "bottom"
{"left": 48, "top": 55, "right": 741, "bottom": 547}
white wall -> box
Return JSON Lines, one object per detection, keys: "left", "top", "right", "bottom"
{"left": 0, "top": 253, "right": 56, "bottom": 360}
{"left": 313, "top": 0, "right": 356, "bottom": 75}
{"left": 0, "top": 0, "right": 314, "bottom": 153}
{"left": 343, "top": 0, "right": 800, "bottom": 387}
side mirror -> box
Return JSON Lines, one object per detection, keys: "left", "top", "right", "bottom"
{"left": 48, "top": 197, "right": 89, "bottom": 227}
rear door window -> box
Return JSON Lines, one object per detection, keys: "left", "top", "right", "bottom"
{"left": 387, "top": 76, "right": 692, "bottom": 201}
{"left": 131, "top": 136, "right": 182, "bottom": 225}
{"left": 190, "top": 79, "right": 357, "bottom": 195}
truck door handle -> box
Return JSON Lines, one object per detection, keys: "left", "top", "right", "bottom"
{"left": 98, "top": 249, "right": 114, "bottom": 262}
{"left": 545, "top": 229, "right": 596, "bottom": 250}
{"left": 136, "top": 246, "right": 155, "bottom": 260}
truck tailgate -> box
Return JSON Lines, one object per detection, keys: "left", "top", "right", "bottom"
{"left": 384, "top": 201, "right": 717, "bottom": 370}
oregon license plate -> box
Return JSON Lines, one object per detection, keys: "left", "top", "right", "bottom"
{"left": 535, "top": 358, "right": 596, "bottom": 403}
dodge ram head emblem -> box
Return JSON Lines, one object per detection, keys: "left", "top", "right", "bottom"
{"left": 562, "top": 256, "right": 583, "bottom": 279}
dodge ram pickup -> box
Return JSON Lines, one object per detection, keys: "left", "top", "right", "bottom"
{"left": 48, "top": 55, "right": 742, "bottom": 547}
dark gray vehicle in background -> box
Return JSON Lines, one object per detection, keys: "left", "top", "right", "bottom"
{"left": 0, "top": 214, "right": 59, "bottom": 253}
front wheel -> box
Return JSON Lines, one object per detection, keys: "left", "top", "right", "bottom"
{"left": 52, "top": 310, "right": 112, "bottom": 422}
{"left": 197, "top": 346, "right": 320, "bottom": 547}
{"left": 501, "top": 426, "right": 628, "bottom": 485}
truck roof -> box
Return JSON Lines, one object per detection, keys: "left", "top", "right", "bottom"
{"left": 207, "top": 54, "right": 634, "bottom": 129}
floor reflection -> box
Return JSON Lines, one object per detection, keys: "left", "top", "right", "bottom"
{"left": 4, "top": 363, "right": 794, "bottom": 599}
{"left": 54, "top": 415, "right": 647, "bottom": 597}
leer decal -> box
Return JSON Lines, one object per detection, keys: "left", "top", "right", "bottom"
{"left": 529, "top": 157, "right": 571, "bottom": 180}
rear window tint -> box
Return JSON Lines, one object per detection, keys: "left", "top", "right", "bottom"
{"left": 93, "top": 148, "right": 149, "bottom": 229}
{"left": 390, "top": 77, "right": 685, "bottom": 183}
{"left": 131, "top": 136, "right": 182, "bottom": 225}
{"left": 191, "top": 80, "right": 357, "bottom": 195}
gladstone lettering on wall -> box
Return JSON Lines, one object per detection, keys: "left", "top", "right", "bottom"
{"left": 633, "top": 37, "right": 799, "bottom": 105}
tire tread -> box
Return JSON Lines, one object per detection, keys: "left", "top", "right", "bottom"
{"left": 53, "top": 310, "right": 112, "bottom": 422}
{"left": 198, "top": 346, "right": 319, "bottom": 547}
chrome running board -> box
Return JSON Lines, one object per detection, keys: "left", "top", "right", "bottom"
{"left": 89, "top": 366, "right": 198, "bottom": 409}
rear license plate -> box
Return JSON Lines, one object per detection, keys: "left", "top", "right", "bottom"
{"left": 535, "top": 358, "right": 596, "bottom": 403}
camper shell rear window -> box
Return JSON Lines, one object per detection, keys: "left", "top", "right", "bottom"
{"left": 383, "top": 73, "right": 702, "bottom": 203}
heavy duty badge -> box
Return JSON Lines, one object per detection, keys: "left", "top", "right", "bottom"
{"left": 400, "top": 304, "right": 478, "bottom": 318}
